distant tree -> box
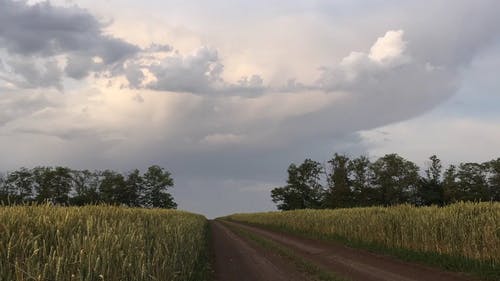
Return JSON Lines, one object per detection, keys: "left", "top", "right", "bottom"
{"left": 124, "top": 169, "right": 142, "bottom": 207}
{"left": 443, "top": 164, "right": 459, "bottom": 203}
{"left": 270, "top": 186, "right": 302, "bottom": 211}
{"left": 4, "top": 168, "right": 35, "bottom": 203}
{"left": 142, "top": 165, "right": 176, "bottom": 209}
{"left": 348, "top": 156, "right": 375, "bottom": 206}
{"left": 0, "top": 172, "right": 8, "bottom": 203}
{"left": 418, "top": 155, "right": 444, "bottom": 206}
{"left": 370, "top": 154, "right": 420, "bottom": 206}
{"left": 99, "top": 170, "right": 127, "bottom": 205}
{"left": 324, "top": 154, "right": 352, "bottom": 208}
{"left": 271, "top": 153, "right": 500, "bottom": 210}
{"left": 0, "top": 165, "right": 179, "bottom": 208}
{"left": 486, "top": 158, "right": 500, "bottom": 201}
{"left": 33, "top": 167, "right": 72, "bottom": 205}
{"left": 456, "top": 163, "right": 490, "bottom": 202}
{"left": 70, "top": 170, "right": 100, "bottom": 206}
{"left": 271, "top": 159, "right": 324, "bottom": 210}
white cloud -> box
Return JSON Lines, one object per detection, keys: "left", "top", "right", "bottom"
{"left": 368, "top": 30, "right": 407, "bottom": 64}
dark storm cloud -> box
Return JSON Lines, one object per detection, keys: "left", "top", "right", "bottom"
{"left": 65, "top": 54, "right": 96, "bottom": 80}
{"left": 146, "top": 47, "right": 223, "bottom": 93}
{"left": 124, "top": 62, "right": 145, "bottom": 89}
{"left": 144, "top": 43, "right": 173, "bottom": 53}
{"left": 0, "top": 0, "right": 265, "bottom": 94}
{"left": 0, "top": 0, "right": 139, "bottom": 60}
{"left": 0, "top": 0, "right": 139, "bottom": 88}
{"left": 5, "top": 57, "right": 63, "bottom": 89}
{"left": 142, "top": 46, "right": 266, "bottom": 95}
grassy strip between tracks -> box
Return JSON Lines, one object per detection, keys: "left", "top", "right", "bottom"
{"left": 220, "top": 220, "right": 350, "bottom": 281}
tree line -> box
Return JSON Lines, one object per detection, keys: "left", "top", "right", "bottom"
{"left": 271, "top": 154, "right": 500, "bottom": 210}
{"left": 0, "top": 165, "right": 176, "bottom": 209}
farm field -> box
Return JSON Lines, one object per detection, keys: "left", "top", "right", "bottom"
{"left": 224, "top": 202, "right": 500, "bottom": 280}
{"left": 213, "top": 219, "right": 478, "bottom": 281}
{"left": 0, "top": 205, "right": 210, "bottom": 281}
{"left": 1, "top": 203, "right": 498, "bottom": 281}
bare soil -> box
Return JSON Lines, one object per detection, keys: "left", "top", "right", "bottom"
{"left": 210, "top": 220, "right": 311, "bottom": 281}
{"left": 213, "top": 220, "right": 477, "bottom": 281}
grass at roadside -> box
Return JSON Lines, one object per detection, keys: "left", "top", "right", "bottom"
{"left": 220, "top": 220, "right": 349, "bottom": 281}
{"left": 224, "top": 202, "right": 500, "bottom": 281}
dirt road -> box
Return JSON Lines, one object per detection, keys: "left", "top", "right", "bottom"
{"left": 210, "top": 220, "right": 311, "bottom": 281}
{"left": 211, "top": 220, "right": 475, "bottom": 281}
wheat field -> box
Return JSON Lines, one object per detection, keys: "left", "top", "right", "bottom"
{"left": 0, "top": 205, "right": 209, "bottom": 281}
{"left": 227, "top": 202, "right": 500, "bottom": 273}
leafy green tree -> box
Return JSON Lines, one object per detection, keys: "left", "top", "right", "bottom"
{"left": 99, "top": 170, "right": 127, "bottom": 205}
{"left": 348, "top": 156, "right": 376, "bottom": 206}
{"left": 370, "top": 154, "right": 420, "bottom": 206}
{"left": 418, "top": 155, "right": 444, "bottom": 206}
{"left": 3, "top": 168, "right": 34, "bottom": 203}
{"left": 70, "top": 170, "right": 100, "bottom": 205}
{"left": 456, "top": 163, "right": 490, "bottom": 202}
{"left": 486, "top": 158, "right": 500, "bottom": 201}
{"left": 124, "top": 169, "right": 142, "bottom": 207}
{"left": 325, "top": 154, "right": 352, "bottom": 208}
{"left": 443, "top": 164, "right": 459, "bottom": 203}
{"left": 0, "top": 173, "right": 8, "bottom": 203}
{"left": 270, "top": 186, "right": 303, "bottom": 211}
{"left": 33, "top": 167, "right": 72, "bottom": 204}
{"left": 142, "top": 165, "right": 176, "bottom": 208}
{"left": 271, "top": 159, "right": 324, "bottom": 210}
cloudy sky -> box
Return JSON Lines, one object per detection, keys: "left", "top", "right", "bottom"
{"left": 1, "top": 0, "right": 499, "bottom": 217}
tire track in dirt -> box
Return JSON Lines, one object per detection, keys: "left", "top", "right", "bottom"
{"left": 210, "top": 220, "right": 312, "bottom": 281}
{"left": 221, "top": 220, "right": 476, "bottom": 281}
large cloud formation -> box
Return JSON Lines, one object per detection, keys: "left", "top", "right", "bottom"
{"left": 0, "top": 0, "right": 264, "bottom": 93}
{"left": 0, "top": 0, "right": 141, "bottom": 88}
{"left": 0, "top": 0, "right": 499, "bottom": 217}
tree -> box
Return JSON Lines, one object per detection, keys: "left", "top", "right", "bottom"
{"left": 324, "top": 154, "right": 352, "bottom": 208}
{"left": 486, "top": 158, "right": 500, "bottom": 201}
{"left": 370, "top": 154, "right": 420, "bottom": 206}
{"left": 4, "top": 168, "right": 34, "bottom": 203}
{"left": 124, "top": 169, "right": 142, "bottom": 207}
{"left": 418, "top": 155, "right": 444, "bottom": 206}
{"left": 0, "top": 165, "right": 179, "bottom": 208}
{"left": 70, "top": 170, "right": 100, "bottom": 206}
{"left": 99, "top": 170, "right": 127, "bottom": 205}
{"left": 0, "top": 173, "right": 7, "bottom": 203}
{"left": 270, "top": 186, "right": 303, "bottom": 211}
{"left": 443, "top": 164, "right": 458, "bottom": 204}
{"left": 348, "top": 156, "right": 375, "bottom": 206}
{"left": 271, "top": 159, "right": 324, "bottom": 210}
{"left": 33, "top": 167, "right": 72, "bottom": 205}
{"left": 142, "top": 165, "right": 176, "bottom": 208}
{"left": 456, "top": 163, "right": 490, "bottom": 202}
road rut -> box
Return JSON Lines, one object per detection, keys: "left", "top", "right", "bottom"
{"left": 211, "top": 220, "right": 311, "bottom": 281}
{"left": 216, "top": 220, "right": 476, "bottom": 281}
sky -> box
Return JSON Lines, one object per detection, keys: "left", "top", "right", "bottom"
{"left": 0, "top": 0, "right": 499, "bottom": 218}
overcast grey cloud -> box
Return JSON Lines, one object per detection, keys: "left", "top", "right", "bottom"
{"left": 0, "top": 0, "right": 139, "bottom": 59}
{"left": 0, "top": 0, "right": 139, "bottom": 88}
{"left": 146, "top": 47, "right": 224, "bottom": 93}
{"left": 0, "top": 0, "right": 499, "bottom": 217}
